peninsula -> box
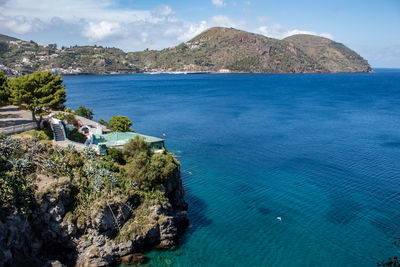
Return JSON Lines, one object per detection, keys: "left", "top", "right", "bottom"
{"left": 0, "top": 27, "right": 372, "bottom": 76}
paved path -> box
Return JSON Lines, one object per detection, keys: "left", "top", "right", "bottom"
{"left": 0, "top": 105, "right": 33, "bottom": 128}
{"left": 53, "top": 140, "right": 88, "bottom": 151}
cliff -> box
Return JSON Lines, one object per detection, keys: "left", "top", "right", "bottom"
{"left": 0, "top": 27, "right": 372, "bottom": 75}
{"left": 0, "top": 134, "right": 188, "bottom": 266}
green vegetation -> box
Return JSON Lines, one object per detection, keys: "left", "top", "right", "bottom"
{"left": 0, "top": 128, "right": 178, "bottom": 233}
{"left": 105, "top": 147, "right": 125, "bottom": 165}
{"left": 229, "top": 57, "right": 260, "bottom": 72}
{"left": 98, "top": 118, "right": 109, "bottom": 127}
{"left": 0, "top": 133, "right": 38, "bottom": 213}
{"left": 0, "top": 33, "right": 19, "bottom": 42}
{"left": 9, "top": 71, "right": 66, "bottom": 129}
{"left": 14, "top": 129, "right": 53, "bottom": 140}
{"left": 56, "top": 112, "right": 76, "bottom": 124}
{"left": 74, "top": 105, "right": 94, "bottom": 120}
{"left": 65, "top": 128, "right": 86, "bottom": 143}
{"left": 0, "top": 71, "right": 10, "bottom": 106}
{"left": 109, "top": 115, "right": 133, "bottom": 132}
{"left": 283, "top": 34, "right": 372, "bottom": 73}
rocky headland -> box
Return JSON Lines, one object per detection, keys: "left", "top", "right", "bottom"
{"left": 0, "top": 134, "right": 188, "bottom": 266}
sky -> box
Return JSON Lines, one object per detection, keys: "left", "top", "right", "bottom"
{"left": 0, "top": 0, "right": 399, "bottom": 67}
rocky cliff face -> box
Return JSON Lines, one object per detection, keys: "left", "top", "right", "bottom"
{"left": 0, "top": 172, "right": 188, "bottom": 266}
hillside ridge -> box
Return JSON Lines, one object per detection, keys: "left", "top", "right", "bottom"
{"left": 0, "top": 27, "right": 372, "bottom": 75}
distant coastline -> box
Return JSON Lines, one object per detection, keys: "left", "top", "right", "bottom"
{"left": 1, "top": 27, "right": 372, "bottom": 77}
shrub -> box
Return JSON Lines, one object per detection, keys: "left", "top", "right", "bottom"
{"left": 74, "top": 105, "right": 94, "bottom": 120}
{"left": 66, "top": 128, "right": 87, "bottom": 143}
{"left": 27, "top": 130, "right": 53, "bottom": 140}
{"left": 98, "top": 118, "right": 109, "bottom": 127}
{"left": 56, "top": 112, "right": 76, "bottom": 124}
{"left": 109, "top": 115, "right": 133, "bottom": 132}
{"left": 122, "top": 136, "right": 149, "bottom": 160}
{"left": 124, "top": 150, "right": 178, "bottom": 191}
{"left": 105, "top": 147, "right": 125, "bottom": 165}
{"left": 0, "top": 134, "right": 36, "bottom": 213}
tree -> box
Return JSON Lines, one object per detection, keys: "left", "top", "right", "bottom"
{"left": 0, "top": 71, "right": 10, "bottom": 106}
{"left": 47, "top": 43, "right": 57, "bottom": 50}
{"left": 122, "top": 136, "right": 150, "bottom": 160}
{"left": 9, "top": 71, "right": 66, "bottom": 129}
{"left": 98, "top": 118, "right": 109, "bottom": 127}
{"left": 74, "top": 105, "right": 94, "bottom": 120}
{"left": 109, "top": 115, "right": 133, "bottom": 132}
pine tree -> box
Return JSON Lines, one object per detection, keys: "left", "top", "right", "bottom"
{"left": 9, "top": 71, "right": 66, "bottom": 129}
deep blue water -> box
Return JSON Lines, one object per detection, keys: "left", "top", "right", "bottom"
{"left": 63, "top": 69, "right": 400, "bottom": 266}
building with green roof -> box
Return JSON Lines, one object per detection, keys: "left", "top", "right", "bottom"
{"left": 90, "top": 132, "right": 165, "bottom": 155}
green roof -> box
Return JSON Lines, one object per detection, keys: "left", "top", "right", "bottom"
{"left": 92, "top": 132, "right": 164, "bottom": 147}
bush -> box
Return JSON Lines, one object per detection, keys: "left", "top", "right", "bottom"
{"left": 109, "top": 115, "right": 133, "bottom": 132}
{"left": 0, "top": 134, "right": 36, "bottom": 213}
{"left": 124, "top": 150, "right": 178, "bottom": 191}
{"left": 66, "top": 128, "right": 87, "bottom": 143}
{"left": 105, "top": 147, "right": 125, "bottom": 165}
{"left": 74, "top": 105, "right": 94, "bottom": 120}
{"left": 0, "top": 71, "right": 10, "bottom": 106}
{"left": 27, "top": 129, "right": 53, "bottom": 140}
{"left": 98, "top": 118, "right": 109, "bottom": 127}
{"left": 122, "top": 136, "right": 149, "bottom": 160}
{"left": 56, "top": 112, "right": 76, "bottom": 124}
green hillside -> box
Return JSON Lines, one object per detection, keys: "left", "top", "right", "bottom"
{"left": 283, "top": 34, "right": 372, "bottom": 73}
{"left": 0, "top": 34, "right": 19, "bottom": 42}
{"left": 0, "top": 27, "right": 372, "bottom": 75}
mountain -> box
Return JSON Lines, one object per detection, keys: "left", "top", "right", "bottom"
{"left": 283, "top": 34, "right": 371, "bottom": 73}
{"left": 0, "top": 34, "right": 19, "bottom": 42}
{"left": 0, "top": 27, "right": 372, "bottom": 75}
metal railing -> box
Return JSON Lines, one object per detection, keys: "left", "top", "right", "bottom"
{"left": 0, "top": 122, "right": 36, "bottom": 134}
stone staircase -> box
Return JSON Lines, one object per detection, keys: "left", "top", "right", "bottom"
{"left": 52, "top": 123, "right": 65, "bottom": 142}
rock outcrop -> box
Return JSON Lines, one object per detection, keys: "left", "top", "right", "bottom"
{"left": 0, "top": 172, "right": 188, "bottom": 266}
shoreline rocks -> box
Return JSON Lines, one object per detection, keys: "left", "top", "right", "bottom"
{"left": 0, "top": 171, "right": 188, "bottom": 266}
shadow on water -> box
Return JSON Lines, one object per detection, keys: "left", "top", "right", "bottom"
{"left": 280, "top": 157, "right": 365, "bottom": 225}
{"left": 185, "top": 193, "right": 213, "bottom": 231}
{"left": 326, "top": 193, "right": 363, "bottom": 225}
{"left": 381, "top": 142, "right": 400, "bottom": 148}
{"left": 258, "top": 206, "right": 272, "bottom": 215}
{"left": 234, "top": 182, "right": 274, "bottom": 214}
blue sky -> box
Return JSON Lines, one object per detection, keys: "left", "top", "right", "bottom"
{"left": 0, "top": 0, "right": 399, "bottom": 67}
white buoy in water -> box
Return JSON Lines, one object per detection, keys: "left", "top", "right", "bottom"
{"left": 276, "top": 217, "right": 282, "bottom": 222}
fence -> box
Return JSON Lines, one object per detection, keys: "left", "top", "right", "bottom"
{"left": 0, "top": 122, "right": 36, "bottom": 134}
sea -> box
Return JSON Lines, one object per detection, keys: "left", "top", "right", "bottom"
{"left": 63, "top": 69, "right": 400, "bottom": 267}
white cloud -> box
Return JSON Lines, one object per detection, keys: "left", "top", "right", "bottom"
{"left": 0, "top": 0, "right": 336, "bottom": 55}
{"left": 210, "top": 15, "right": 238, "bottom": 28}
{"left": 0, "top": 0, "right": 183, "bottom": 50}
{"left": 256, "top": 24, "right": 333, "bottom": 40}
{"left": 175, "top": 15, "right": 244, "bottom": 42}
{"left": 1, "top": 15, "right": 44, "bottom": 34}
{"left": 212, "top": 0, "right": 226, "bottom": 8}
{"left": 82, "top": 21, "right": 124, "bottom": 41}
{"left": 177, "top": 21, "right": 208, "bottom": 42}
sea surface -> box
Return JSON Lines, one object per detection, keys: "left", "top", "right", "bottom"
{"left": 63, "top": 69, "right": 400, "bottom": 267}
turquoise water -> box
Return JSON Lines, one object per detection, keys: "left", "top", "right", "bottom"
{"left": 63, "top": 70, "right": 400, "bottom": 266}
